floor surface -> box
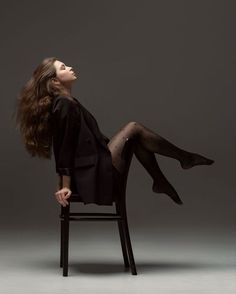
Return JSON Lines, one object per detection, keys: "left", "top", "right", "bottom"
{"left": 1, "top": 225, "right": 235, "bottom": 294}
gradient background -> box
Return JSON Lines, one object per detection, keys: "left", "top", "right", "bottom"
{"left": 1, "top": 0, "right": 235, "bottom": 293}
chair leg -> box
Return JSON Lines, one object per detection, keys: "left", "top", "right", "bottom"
{"left": 120, "top": 200, "right": 137, "bottom": 275}
{"left": 117, "top": 219, "right": 130, "bottom": 268}
{"left": 62, "top": 204, "right": 70, "bottom": 276}
{"left": 60, "top": 219, "right": 64, "bottom": 268}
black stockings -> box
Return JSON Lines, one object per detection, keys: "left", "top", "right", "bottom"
{"left": 107, "top": 121, "right": 214, "bottom": 205}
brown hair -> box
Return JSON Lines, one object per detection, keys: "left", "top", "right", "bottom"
{"left": 13, "top": 57, "right": 71, "bottom": 159}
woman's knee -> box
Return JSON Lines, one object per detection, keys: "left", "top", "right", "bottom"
{"left": 123, "top": 121, "right": 142, "bottom": 139}
{"left": 126, "top": 121, "right": 141, "bottom": 129}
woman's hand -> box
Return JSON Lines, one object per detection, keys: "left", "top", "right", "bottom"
{"left": 54, "top": 187, "right": 72, "bottom": 207}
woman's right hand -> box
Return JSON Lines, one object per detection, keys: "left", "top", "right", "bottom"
{"left": 54, "top": 187, "right": 72, "bottom": 207}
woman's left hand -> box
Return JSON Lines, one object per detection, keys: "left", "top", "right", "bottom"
{"left": 54, "top": 187, "right": 72, "bottom": 207}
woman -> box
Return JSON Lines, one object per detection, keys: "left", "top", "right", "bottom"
{"left": 14, "top": 57, "right": 214, "bottom": 207}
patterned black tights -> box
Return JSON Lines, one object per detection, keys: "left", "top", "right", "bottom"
{"left": 107, "top": 121, "right": 214, "bottom": 205}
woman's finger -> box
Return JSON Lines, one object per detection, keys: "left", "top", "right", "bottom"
{"left": 62, "top": 198, "right": 69, "bottom": 206}
{"left": 57, "top": 194, "right": 65, "bottom": 206}
{"left": 59, "top": 193, "right": 67, "bottom": 206}
{"left": 55, "top": 191, "right": 66, "bottom": 207}
{"left": 64, "top": 191, "right": 71, "bottom": 199}
{"left": 55, "top": 190, "right": 70, "bottom": 207}
{"left": 62, "top": 193, "right": 70, "bottom": 205}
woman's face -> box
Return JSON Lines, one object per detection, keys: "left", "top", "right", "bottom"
{"left": 53, "top": 60, "right": 77, "bottom": 84}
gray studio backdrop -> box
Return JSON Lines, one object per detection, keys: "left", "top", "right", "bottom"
{"left": 1, "top": 1, "right": 235, "bottom": 235}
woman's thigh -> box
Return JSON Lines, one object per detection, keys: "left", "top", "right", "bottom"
{"left": 107, "top": 121, "right": 140, "bottom": 173}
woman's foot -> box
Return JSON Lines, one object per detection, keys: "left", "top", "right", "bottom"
{"left": 152, "top": 177, "right": 183, "bottom": 205}
{"left": 180, "top": 152, "right": 214, "bottom": 169}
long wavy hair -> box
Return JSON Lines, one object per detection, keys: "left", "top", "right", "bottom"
{"left": 13, "top": 57, "right": 72, "bottom": 159}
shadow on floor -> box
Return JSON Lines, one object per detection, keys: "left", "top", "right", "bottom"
{"left": 24, "top": 258, "right": 236, "bottom": 275}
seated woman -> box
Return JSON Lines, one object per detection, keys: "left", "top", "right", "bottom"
{"left": 14, "top": 57, "right": 214, "bottom": 207}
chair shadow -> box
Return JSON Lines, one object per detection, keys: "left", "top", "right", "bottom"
{"left": 26, "top": 258, "right": 236, "bottom": 275}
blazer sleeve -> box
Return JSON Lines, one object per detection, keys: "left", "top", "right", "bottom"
{"left": 101, "top": 133, "right": 110, "bottom": 144}
{"left": 51, "top": 97, "right": 80, "bottom": 176}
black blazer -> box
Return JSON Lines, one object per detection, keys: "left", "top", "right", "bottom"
{"left": 51, "top": 95, "right": 114, "bottom": 205}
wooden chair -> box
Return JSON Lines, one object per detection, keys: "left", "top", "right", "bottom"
{"left": 59, "top": 138, "right": 137, "bottom": 276}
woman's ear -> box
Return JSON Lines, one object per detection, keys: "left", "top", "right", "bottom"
{"left": 51, "top": 77, "right": 60, "bottom": 85}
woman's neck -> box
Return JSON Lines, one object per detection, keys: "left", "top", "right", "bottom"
{"left": 61, "top": 83, "right": 73, "bottom": 97}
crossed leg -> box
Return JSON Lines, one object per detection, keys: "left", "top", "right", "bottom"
{"left": 107, "top": 121, "right": 214, "bottom": 205}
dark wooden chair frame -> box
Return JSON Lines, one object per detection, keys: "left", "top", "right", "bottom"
{"left": 59, "top": 138, "right": 137, "bottom": 276}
